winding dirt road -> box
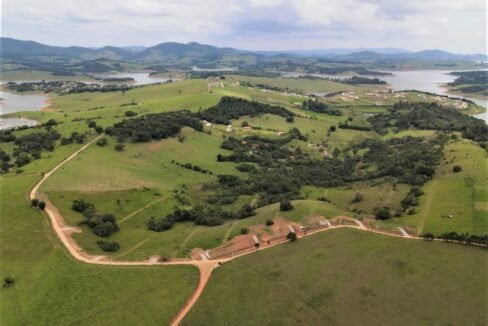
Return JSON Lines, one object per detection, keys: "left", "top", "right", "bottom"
{"left": 29, "top": 135, "right": 458, "bottom": 325}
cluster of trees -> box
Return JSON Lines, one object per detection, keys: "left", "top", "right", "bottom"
{"left": 210, "top": 132, "right": 445, "bottom": 213}
{"left": 171, "top": 160, "right": 214, "bottom": 175}
{"left": 71, "top": 200, "right": 119, "bottom": 237}
{"left": 31, "top": 198, "right": 46, "bottom": 210}
{"left": 60, "top": 132, "right": 85, "bottom": 145}
{"left": 338, "top": 122, "right": 372, "bottom": 131}
{"left": 449, "top": 71, "right": 487, "bottom": 86}
{"left": 400, "top": 187, "right": 424, "bottom": 214}
{"left": 96, "top": 240, "right": 120, "bottom": 252}
{"left": 96, "top": 138, "right": 108, "bottom": 147}
{"left": 147, "top": 203, "right": 256, "bottom": 231}
{"left": 0, "top": 130, "right": 16, "bottom": 142}
{"left": 423, "top": 232, "right": 488, "bottom": 246}
{"left": 3, "top": 131, "right": 61, "bottom": 168}
{"left": 198, "top": 97, "right": 295, "bottom": 124}
{"left": 350, "top": 136, "right": 445, "bottom": 186}
{"left": 368, "top": 102, "right": 488, "bottom": 142}
{"left": 301, "top": 99, "right": 342, "bottom": 116}
{"left": 312, "top": 67, "right": 391, "bottom": 76}
{"left": 280, "top": 200, "right": 294, "bottom": 211}
{"left": 340, "top": 76, "right": 386, "bottom": 85}
{"left": 0, "top": 149, "right": 11, "bottom": 173}
{"left": 105, "top": 110, "right": 203, "bottom": 142}
{"left": 5, "top": 80, "right": 133, "bottom": 94}
{"left": 454, "top": 85, "right": 488, "bottom": 94}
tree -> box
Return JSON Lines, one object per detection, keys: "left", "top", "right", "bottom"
{"left": 88, "top": 121, "right": 97, "bottom": 128}
{"left": 38, "top": 201, "right": 46, "bottom": 210}
{"left": 423, "top": 233, "right": 435, "bottom": 241}
{"left": 96, "top": 138, "right": 108, "bottom": 147}
{"left": 351, "top": 192, "right": 363, "bottom": 204}
{"left": 280, "top": 200, "right": 294, "bottom": 211}
{"left": 241, "top": 121, "right": 250, "bottom": 127}
{"left": 374, "top": 207, "right": 391, "bottom": 220}
{"left": 286, "top": 116, "right": 294, "bottom": 123}
{"left": 241, "top": 227, "right": 249, "bottom": 234}
{"left": 114, "top": 144, "right": 125, "bottom": 151}
{"left": 31, "top": 198, "right": 39, "bottom": 207}
{"left": 265, "top": 219, "right": 274, "bottom": 226}
{"left": 287, "top": 232, "right": 297, "bottom": 241}
{"left": 3, "top": 276, "right": 14, "bottom": 288}
{"left": 329, "top": 125, "right": 336, "bottom": 132}
{"left": 97, "top": 240, "right": 120, "bottom": 252}
{"left": 452, "top": 165, "right": 462, "bottom": 173}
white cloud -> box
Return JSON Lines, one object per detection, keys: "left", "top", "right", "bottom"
{"left": 2, "top": 0, "right": 486, "bottom": 53}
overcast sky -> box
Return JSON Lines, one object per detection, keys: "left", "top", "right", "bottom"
{"left": 2, "top": 0, "right": 487, "bottom": 53}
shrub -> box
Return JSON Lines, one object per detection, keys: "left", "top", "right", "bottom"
{"left": 96, "top": 240, "right": 120, "bottom": 252}
{"left": 147, "top": 217, "right": 173, "bottom": 232}
{"left": 287, "top": 232, "right": 297, "bottom": 241}
{"left": 452, "top": 165, "right": 462, "bottom": 172}
{"left": 279, "top": 200, "right": 294, "bottom": 211}
{"left": 96, "top": 138, "right": 108, "bottom": 147}
{"left": 31, "top": 198, "right": 39, "bottom": 207}
{"left": 3, "top": 276, "right": 14, "bottom": 288}
{"left": 286, "top": 116, "right": 294, "bottom": 123}
{"left": 265, "top": 219, "right": 274, "bottom": 226}
{"left": 329, "top": 125, "right": 336, "bottom": 132}
{"left": 374, "top": 207, "right": 391, "bottom": 220}
{"left": 114, "top": 144, "right": 125, "bottom": 151}
{"left": 124, "top": 110, "right": 138, "bottom": 117}
{"left": 351, "top": 192, "right": 363, "bottom": 204}
{"left": 240, "top": 227, "right": 249, "bottom": 235}
{"left": 37, "top": 201, "right": 46, "bottom": 210}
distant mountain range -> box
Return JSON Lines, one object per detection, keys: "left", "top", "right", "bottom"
{"left": 1, "top": 37, "right": 486, "bottom": 65}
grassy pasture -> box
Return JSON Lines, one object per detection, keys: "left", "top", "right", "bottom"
{"left": 41, "top": 128, "right": 240, "bottom": 193}
{"left": 184, "top": 228, "right": 488, "bottom": 326}
{"left": 398, "top": 140, "right": 488, "bottom": 235}
{"left": 0, "top": 175, "right": 199, "bottom": 325}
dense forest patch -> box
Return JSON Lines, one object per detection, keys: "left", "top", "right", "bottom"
{"left": 368, "top": 102, "right": 488, "bottom": 142}
{"left": 197, "top": 96, "right": 295, "bottom": 124}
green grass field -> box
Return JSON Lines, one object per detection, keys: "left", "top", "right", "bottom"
{"left": 0, "top": 175, "right": 199, "bottom": 325}
{"left": 396, "top": 139, "right": 488, "bottom": 235}
{"left": 184, "top": 228, "right": 487, "bottom": 325}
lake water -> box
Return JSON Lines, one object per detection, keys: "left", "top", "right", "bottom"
{"left": 0, "top": 90, "right": 48, "bottom": 129}
{"left": 90, "top": 72, "right": 170, "bottom": 85}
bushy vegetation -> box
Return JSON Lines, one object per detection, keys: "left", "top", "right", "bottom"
{"left": 0, "top": 130, "right": 61, "bottom": 170}
{"left": 106, "top": 110, "right": 203, "bottom": 142}
{"left": 5, "top": 80, "right": 133, "bottom": 94}
{"left": 198, "top": 96, "right": 294, "bottom": 124}
{"left": 147, "top": 203, "right": 256, "bottom": 231}
{"left": 301, "top": 99, "right": 342, "bottom": 116}
{"left": 449, "top": 71, "right": 487, "bottom": 85}
{"left": 96, "top": 240, "right": 120, "bottom": 252}
{"left": 340, "top": 76, "right": 386, "bottom": 85}
{"left": 423, "top": 232, "right": 488, "bottom": 246}
{"left": 60, "top": 132, "right": 85, "bottom": 145}
{"left": 71, "top": 200, "right": 119, "bottom": 237}
{"left": 368, "top": 102, "right": 488, "bottom": 142}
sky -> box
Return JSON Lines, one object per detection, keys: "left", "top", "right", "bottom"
{"left": 2, "top": 0, "right": 487, "bottom": 53}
